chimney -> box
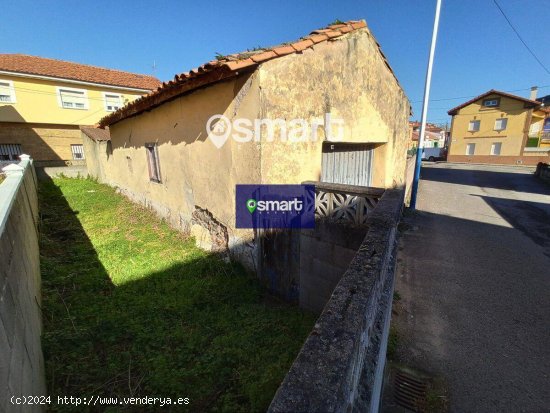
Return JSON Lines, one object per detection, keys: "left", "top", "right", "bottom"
{"left": 530, "top": 86, "right": 538, "bottom": 100}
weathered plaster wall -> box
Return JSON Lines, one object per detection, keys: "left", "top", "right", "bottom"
{"left": 258, "top": 27, "right": 410, "bottom": 188}
{"left": 299, "top": 222, "right": 367, "bottom": 313}
{"left": 101, "top": 74, "right": 262, "bottom": 268}
{"left": 0, "top": 158, "right": 45, "bottom": 412}
{"left": 81, "top": 133, "right": 109, "bottom": 182}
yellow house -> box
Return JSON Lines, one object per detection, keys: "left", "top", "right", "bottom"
{"left": 447, "top": 89, "right": 550, "bottom": 165}
{"left": 0, "top": 54, "right": 159, "bottom": 165}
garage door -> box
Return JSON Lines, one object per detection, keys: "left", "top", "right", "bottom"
{"left": 321, "top": 142, "right": 375, "bottom": 187}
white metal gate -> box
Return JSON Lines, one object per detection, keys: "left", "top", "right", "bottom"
{"left": 321, "top": 142, "right": 375, "bottom": 187}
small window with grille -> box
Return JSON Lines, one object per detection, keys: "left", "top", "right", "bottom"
{"left": 71, "top": 144, "right": 85, "bottom": 160}
{"left": 0, "top": 144, "right": 21, "bottom": 160}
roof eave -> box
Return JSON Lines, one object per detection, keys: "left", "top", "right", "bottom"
{"left": 0, "top": 69, "right": 157, "bottom": 92}
{"left": 100, "top": 65, "right": 256, "bottom": 127}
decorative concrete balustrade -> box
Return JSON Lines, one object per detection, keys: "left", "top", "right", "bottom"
{"left": 304, "top": 181, "right": 385, "bottom": 225}
{"left": 269, "top": 188, "right": 404, "bottom": 413}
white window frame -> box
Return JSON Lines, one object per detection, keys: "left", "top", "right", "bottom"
{"left": 466, "top": 143, "right": 476, "bottom": 156}
{"left": 102, "top": 92, "right": 123, "bottom": 112}
{"left": 494, "top": 118, "right": 508, "bottom": 131}
{"left": 56, "top": 86, "right": 89, "bottom": 110}
{"left": 483, "top": 99, "right": 499, "bottom": 107}
{"left": 0, "top": 79, "right": 16, "bottom": 103}
{"left": 468, "top": 120, "right": 480, "bottom": 132}
{"left": 490, "top": 142, "right": 502, "bottom": 156}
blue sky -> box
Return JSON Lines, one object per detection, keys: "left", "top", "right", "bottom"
{"left": 2, "top": 0, "right": 549, "bottom": 124}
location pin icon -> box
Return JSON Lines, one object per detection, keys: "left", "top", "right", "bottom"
{"left": 246, "top": 199, "right": 257, "bottom": 214}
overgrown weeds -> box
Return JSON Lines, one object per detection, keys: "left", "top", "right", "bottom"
{"left": 40, "top": 177, "right": 315, "bottom": 412}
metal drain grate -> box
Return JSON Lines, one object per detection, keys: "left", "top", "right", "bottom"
{"left": 393, "top": 369, "right": 429, "bottom": 412}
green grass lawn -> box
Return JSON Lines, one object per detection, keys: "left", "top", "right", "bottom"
{"left": 40, "top": 177, "right": 315, "bottom": 412}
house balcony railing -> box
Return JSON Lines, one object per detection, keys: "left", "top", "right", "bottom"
{"left": 526, "top": 131, "right": 550, "bottom": 148}
{"left": 303, "top": 181, "right": 385, "bottom": 225}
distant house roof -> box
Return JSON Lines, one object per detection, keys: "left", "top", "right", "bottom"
{"left": 80, "top": 126, "right": 110, "bottom": 142}
{"left": 100, "top": 20, "right": 406, "bottom": 127}
{"left": 447, "top": 89, "right": 540, "bottom": 115}
{"left": 409, "top": 120, "right": 443, "bottom": 132}
{"left": 412, "top": 130, "right": 442, "bottom": 141}
{"left": 0, "top": 54, "right": 160, "bottom": 90}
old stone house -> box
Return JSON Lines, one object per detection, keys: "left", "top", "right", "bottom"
{"left": 88, "top": 20, "right": 410, "bottom": 270}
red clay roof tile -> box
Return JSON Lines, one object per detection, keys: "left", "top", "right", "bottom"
{"left": 250, "top": 51, "right": 278, "bottom": 63}
{"left": 80, "top": 126, "right": 111, "bottom": 141}
{"left": 291, "top": 39, "right": 315, "bottom": 52}
{"left": 350, "top": 20, "right": 367, "bottom": 29}
{"left": 338, "top": 26, "right": 353, "bottom": 34}
{"left": 0, "top": 54, "right": 160, "bottom": 90}
{"left": 307, "top": 34, "right": 329, "bottom": 44}
{"left": 448, "top": 89, "right": 540, "bottom": 115}
{"left": 272, "top": 45, "right": 295, "bottom": 56}
{"left": 325, "top": 30, "right": 342, "bottom": 38}
{"left": 224, "top": 58, "right": 256, "bottom": 71}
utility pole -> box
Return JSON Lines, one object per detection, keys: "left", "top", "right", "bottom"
{"left": 410, "top": 0, "right": 442, "bottom": 209}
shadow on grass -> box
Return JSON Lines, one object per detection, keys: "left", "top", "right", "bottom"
{"left": 39, "top": 178, "right": 315, "bottom": 413}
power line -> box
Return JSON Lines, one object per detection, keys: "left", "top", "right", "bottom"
{"left": 10, "top": 84, "right": 134, "bottom": 103}
{"left": 493, "top": 0, "right": 550, "bottom": 75}
{"left": 411, "top": 84, "right": 550, "bottom": 103}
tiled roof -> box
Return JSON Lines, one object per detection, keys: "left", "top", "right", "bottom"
{"left": 80, "top": 126, "right": 110, "bottom": 141}
{"left": 100, "top": 20, "right": 402, "bottom": 127}
{"left": 412, "top": 130, "right": 442, "bottom": 141}
{"left": 0, "top": 54, "right": 160, "bottom": 90}
{"left": 448, "top": 89, "right": 540, "bottom": 115}
{"left": 409, "top": 121, "right": 443, "bottom": 132}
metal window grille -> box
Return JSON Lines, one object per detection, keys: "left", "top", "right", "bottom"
{"left": 71, "top": 144, "right": 85, "bottom": 160}
{"left": 0, "top": 144, "right": 21, "bottom": 161}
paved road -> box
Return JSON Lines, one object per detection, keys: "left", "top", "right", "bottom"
{"left": 394, "top": 163, "right": 550, "bottom": 413}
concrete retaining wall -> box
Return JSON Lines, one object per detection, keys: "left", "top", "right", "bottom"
{"left": 299, "top": 222, "right": 367, "bottom": 313}
{"left": 0, "top": 156, "right": 45, "bottom": 412}
{"left": 268, "top": 188, "right": 404, "bottom": 413}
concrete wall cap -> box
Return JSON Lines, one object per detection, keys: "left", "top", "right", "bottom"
{"left": 2, "top": 163, "right": 25, "bottom": 174}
